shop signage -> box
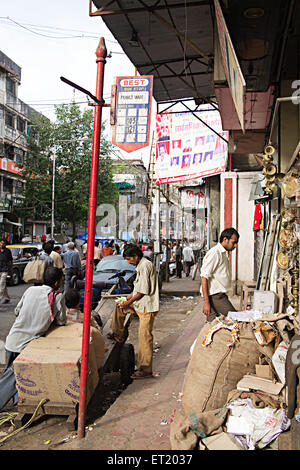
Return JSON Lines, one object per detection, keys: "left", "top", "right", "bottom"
{"left": 112, "top": 76, "right": 153, "bottom": 153}
{"left": 0, "top": 158, "right": 22, "bottom": 175}
{"left": 214, "top": 0, "right": 246, "bottom": 132}
{"left": 180, "top": 187, "right": 205, "bottom": 209}
{"left": 155, "top": 107, "right": 229, "bottom": 184}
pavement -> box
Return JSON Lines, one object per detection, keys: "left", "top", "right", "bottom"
{"left": 61, "top": 274, "right": 240, "bottom": 451}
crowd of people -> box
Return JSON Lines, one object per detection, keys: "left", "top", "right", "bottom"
{"left": 0, "top": 227, "right": 240, "bottom": 410}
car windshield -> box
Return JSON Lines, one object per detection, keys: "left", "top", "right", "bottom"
{"left": 96, "top": 255, "right": 135, "bottom": 273}
{"left": 8, "top": 247, "right": 22, "bottom": 258}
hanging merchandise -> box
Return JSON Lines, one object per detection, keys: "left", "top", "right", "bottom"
{"left": 253, "top": 204, "right": 262, "bottom": 231}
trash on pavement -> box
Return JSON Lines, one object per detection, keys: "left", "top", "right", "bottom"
{"left": 170, "top": 310, "right": 298, "bottom": 450}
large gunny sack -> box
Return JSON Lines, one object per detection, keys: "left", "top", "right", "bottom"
{"left": 182, "top": 318, "right": 263, "bottom": 415}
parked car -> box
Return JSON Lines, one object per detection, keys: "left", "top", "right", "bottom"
{"left": 73, "top": 254, "right": 136, "bottom": 310}
{"left": 93, "top": 254, "right": 136, "bottom": 288}
{"left": 7, "top": 244, "right": 40, "bottom": 286}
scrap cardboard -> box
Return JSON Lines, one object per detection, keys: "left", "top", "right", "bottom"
{"left": 13, "top": 323, "right": 105, "bottom": 405}
{"left": 255, "top": 364, "right": 275, "bottom": 380}
{"left": 237, "top": 375, "right": 284, "bottom": 395}
{"left": 201, "top": 432, "right": 243, "bottom": 450}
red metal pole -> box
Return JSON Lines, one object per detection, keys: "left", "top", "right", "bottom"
{"left": 77, "top": 37, "right": 107, "bottom": 439}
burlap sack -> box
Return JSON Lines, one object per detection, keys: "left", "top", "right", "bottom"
{"left": 170, "top": 408, "right": 228, "bottom": 450}
{"left": 182, "top": 318, "right": 264, "bottom": 415}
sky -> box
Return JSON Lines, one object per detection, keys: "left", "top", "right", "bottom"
{"left": 0, "top": 0, "right": 153, "bottom": 165}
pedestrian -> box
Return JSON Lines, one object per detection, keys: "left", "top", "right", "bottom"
{"left": 175, "top": 240, "right": 183, "bottom": 278}
{"left": 63, "top": 242, "right": 82, "bottom": 292}
{"left": 50, "top": 245, "right": 63, "bottom": 269}
{"left": 0, "top": 238, "right": 13, "bottom": 304}
{"left": 200, "top": 227, "right": 239, "bottom": 322}
{"left": 107, "top": 244, "right": 159, "bottom": 379}
{"left": 94, "top": 240, "right": 102, "bottom": 267}
{"left": 40, "top": 242, "right": 54, "bottom": 267}
{"left": 0, "top": 266, "right": 66, "bottom": 410}
{"left": 182, "top": 243, "right": 195, "bottom": 277}
{"left": 102, "top": 241, "right": 113, "bottom": 257}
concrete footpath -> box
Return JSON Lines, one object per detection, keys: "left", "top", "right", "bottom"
{"left": 63, "top": 274, "right": 206, "bottom": 450}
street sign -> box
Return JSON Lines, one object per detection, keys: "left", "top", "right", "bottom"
{"left": 112, "top": 75, "right": 153, "bottom": 153}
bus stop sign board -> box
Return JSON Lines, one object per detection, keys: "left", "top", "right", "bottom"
{"left": 112, "top": 75, "right": 153, "bottom": 153}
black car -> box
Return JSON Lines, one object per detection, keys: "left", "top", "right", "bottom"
{"left": 7, "top": 244, "right": 40, "bottom": 286}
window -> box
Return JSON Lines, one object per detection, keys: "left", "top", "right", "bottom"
{"left": 17, "top": 117, "right": 25, "bottom": 133}
{"left": 6, "top": 78, "right": 15, "bottom": 95}
{"left": 5, "top": 111, "right": 14, "bottom": 128}
{"left": 3, "top": 177, "right": 13, "bottom": 193}
{"left": 4, "top": 143, "right": 14, "bottom": 160}
{"left": 15, "top": 148, "right": 24, "bottom": 166}
{"left": 14, "top": 180, "right": 23, "bottom": 195}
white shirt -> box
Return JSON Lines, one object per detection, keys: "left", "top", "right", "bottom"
{"left": 200, "top": 243, "right": 232, "bottom": 296}
{"left": 183, "top": 246, "right": 194, "bottom": 262}
{"left": 5, "top": 285, "right": 66, "bottom": 353}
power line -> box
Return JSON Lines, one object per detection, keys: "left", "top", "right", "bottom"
{"left": 0, "top": 16, "right": 119, "bottom": 43}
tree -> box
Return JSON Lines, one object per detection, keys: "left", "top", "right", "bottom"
{"left": 19, "top": 102, "right": 118, "bottom": 237}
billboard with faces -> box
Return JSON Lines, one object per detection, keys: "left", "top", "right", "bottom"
{"left": 155, "top": 106, "right": 229, "bottom": 184}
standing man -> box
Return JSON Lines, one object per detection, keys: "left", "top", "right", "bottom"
{"left": 175, "top": 240, "right": 183, "bottom": 278}
{"left": 200, "top": 227, "right": 239, "bottom": 321}
{"left": 50, "top": 245, "right": 63, "bottom": 270}
{"left": 0, "top": 239, "right": 13, "bottom": 304}
{"left": 102, "top": 241, "right": 113, "bottom": 257}
{"left": 94, "top": 240, "right": 102, "bottom": 267}
{"left": 107, "top": 244, "right": 159, "bottom": 379}
{"left": 63, "top": 242, "right": 82, "bottom": 292}
{"left": 182, "top": 243, "right": 195, "bottom": 277}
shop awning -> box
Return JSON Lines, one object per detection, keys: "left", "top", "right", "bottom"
{"left": 4, "top": 219, "right": 22, "bottom": 227}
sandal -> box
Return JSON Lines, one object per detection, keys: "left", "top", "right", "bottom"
{"left": 106, "top": 332, "right": 123, "bottom": 343}
{"left": 131, "top": 371, "right": 154, "bottom": 379}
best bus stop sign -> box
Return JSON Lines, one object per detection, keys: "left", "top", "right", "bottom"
{"left": 111, "top": 75, "right": 153, "bottom": 153}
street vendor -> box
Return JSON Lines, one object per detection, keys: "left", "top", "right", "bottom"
{"left": 200, "top": 227, "right": 239, "bottom": 321}
{"left": 107, "top": 243, "right": 159, "bottom": 379}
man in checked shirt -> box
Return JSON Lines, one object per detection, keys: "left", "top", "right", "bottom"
{"left": 200, "top": 227, "right": 239, "bottom": 322}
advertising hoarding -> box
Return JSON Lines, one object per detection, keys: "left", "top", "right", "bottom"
{"left": 155, "top": 107, "right": 229, "bottom": 184}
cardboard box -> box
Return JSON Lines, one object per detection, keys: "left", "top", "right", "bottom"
{"left": 252, "top": 290, "right": 278, "bottom": 314}
{"left": 201, "top": 432, "right": 243, "bottom": 450}
{"left": 14, "top": 323, "right": 105, "bottom": 405}
{"left": 255, "top": 364, "right": 275, "bottom": 380}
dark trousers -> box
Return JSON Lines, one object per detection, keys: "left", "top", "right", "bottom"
{"left": 176, "top": 256, "right": 182, "bottom": 278}
{"left": 206, "top": 292, "right": 236, "bottom": 322}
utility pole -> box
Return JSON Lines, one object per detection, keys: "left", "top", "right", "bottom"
{"left": 77, "top": 38, "right": 107, "bottom": 439}
{"left": 51, "top": 147, "right": 56, "bottom": 240}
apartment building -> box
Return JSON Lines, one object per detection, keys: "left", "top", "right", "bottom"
{"left": 0, "top": 50, "right": 48, "bottom": 243}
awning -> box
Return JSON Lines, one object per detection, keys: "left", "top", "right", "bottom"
{"left": 115, "top": 182, "right": 136, "bottom": 190}
{"left": 4, "top": 218, "right": 22, "bottom": 227}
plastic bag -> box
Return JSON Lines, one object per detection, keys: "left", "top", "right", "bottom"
{"left": 226, "top": 398, "right": 290, "bottom": 449}
{"left": 272, "top": 341, "right": 289, "bottom": 384}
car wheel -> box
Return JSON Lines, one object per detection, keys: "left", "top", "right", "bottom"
{"left": 11, "top": 268, "right": 21, "bottom": 286}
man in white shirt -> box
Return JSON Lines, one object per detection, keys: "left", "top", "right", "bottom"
{"left": 200, "top": 227, "right": 239, "bottom": 321}
{"left": 182, "top": 244, "right": 195, "bottom": 277}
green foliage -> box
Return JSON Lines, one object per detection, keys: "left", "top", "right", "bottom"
{"left": 19, "top": 102, "right": 118, "bottom": 235}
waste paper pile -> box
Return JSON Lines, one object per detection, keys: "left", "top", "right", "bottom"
{"left": 170, "top": 308, "right": 299, "bottom": 450}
